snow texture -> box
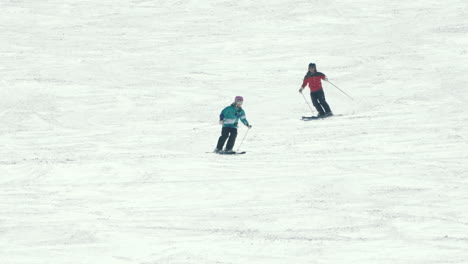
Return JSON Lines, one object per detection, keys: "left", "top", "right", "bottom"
{"left": 1, "top": 0, "right": 468, "bottom": 263}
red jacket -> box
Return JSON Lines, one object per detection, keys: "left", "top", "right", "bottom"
{"left": 302, "top": 71, "right": 326, "bottom": 92}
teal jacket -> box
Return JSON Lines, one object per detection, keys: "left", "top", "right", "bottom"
{"left": 219, "top": 104, "right": 249, "bottom": 128}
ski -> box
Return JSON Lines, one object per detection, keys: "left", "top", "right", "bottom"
{"left": 207, "top": 151, "right": 246, "bottom": 155}
{"left": 301, "top": 114, "right": 342, "bottom": 121}
{"left": 217, "top": 151, "right": 246, "bottom": 155}
{"left": 301, "top": 115, "right": 330, "bottom": 120}
{"left": 302, "top": 116, "right": 322, "bottom": 120}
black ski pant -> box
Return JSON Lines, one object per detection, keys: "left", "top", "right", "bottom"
{"left": 310, "top": 90, "right": 331, "bottom": 115}
{"left": 216, "top": 127, "right": 238, "bottom": 151}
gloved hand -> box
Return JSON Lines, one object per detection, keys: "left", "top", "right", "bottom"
{"left": 247, "top": 124, "right": 252, "bottom": 129}
{"left": 219, "top": 120, "right": 224, "bottom": 125}
{"left": 299, "top": 87, "right": 304, "bottom": 93}
{"left": 324, "top": 77, "right": 329, "bottom": 82}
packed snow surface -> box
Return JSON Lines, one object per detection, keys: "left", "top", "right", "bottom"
{"left": 1, "top": 0, "right": 467, "bottom": 263}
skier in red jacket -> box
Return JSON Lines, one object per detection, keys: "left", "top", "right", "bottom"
{"left": 299, "top": 63, "right": 333, "bottom": 117}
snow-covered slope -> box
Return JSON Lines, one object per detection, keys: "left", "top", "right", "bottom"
{"left": 1, "top": 1, "right": 467, "bottom": 263}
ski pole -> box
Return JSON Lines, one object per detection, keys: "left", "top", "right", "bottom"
{"left": 236, "top": 128, "right": 250, "bottom": 151}
{"left": 300, "top": 91, "right": 315, "bottom": 115}
{"left": 326, "top": 80, "right": 355, "bottom": 101}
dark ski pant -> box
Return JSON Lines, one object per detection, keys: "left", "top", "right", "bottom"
{"left": 310, "top": 90, "right": 331, "bottom": 115}
{"left": 216, "top": 127, "right": 238, "bottom": 151}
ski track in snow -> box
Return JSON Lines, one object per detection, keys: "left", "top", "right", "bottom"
{"left": 1, "top": 0, "right": 468, "bottom": 264}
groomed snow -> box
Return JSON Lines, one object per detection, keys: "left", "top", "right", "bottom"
{"left": 1, "top": 1, "right": 467, "bottom": 263}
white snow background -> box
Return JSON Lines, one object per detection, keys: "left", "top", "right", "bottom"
{"left": 1, "top": 0, "right": 468, "bottom": 263}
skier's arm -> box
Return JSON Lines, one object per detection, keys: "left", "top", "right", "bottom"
{"left": 219, "top": 114, "right": 224, "bottom": 124}
{"left": 300, "top": 78, "right": 308, "bottom": 92}
{"left": 320, "top": 73, "right": 328, "bottom": 82}
{"left": 219, "top": 108, "right": 227, "bottom": 124}
{"left": 240, "top": 110, "right": 252, "bottom": 128}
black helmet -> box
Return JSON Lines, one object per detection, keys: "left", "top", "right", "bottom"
{"left": 308, "top": 63, "right": 316, "bottom": 68}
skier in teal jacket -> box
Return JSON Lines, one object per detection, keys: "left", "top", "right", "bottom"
{"left": 215, "top": 96, "right": 252, "bottom": 153}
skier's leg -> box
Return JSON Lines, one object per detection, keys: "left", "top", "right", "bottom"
{"left": 310, "top": 92, "right": 325, "bottom": 115}
{"left": 317, "top": 90, "right": 332, "bottom": 113}
{"left": 225, "top": 128, "right": 238, "bottom": 151}
{"left": 216, "top": 127, "right": 230, "bottom": 150}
